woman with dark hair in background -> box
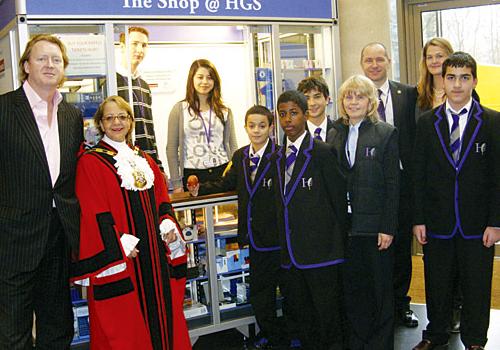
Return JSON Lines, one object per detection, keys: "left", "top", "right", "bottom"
{"left": 166, "top": 59, "right": 237, "bottom": 192}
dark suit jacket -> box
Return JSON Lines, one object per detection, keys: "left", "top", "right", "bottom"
{"left": 0, "top": 87, "right": 83, "bottom": 272}
{"left": 199, "top": 140, "right": 280, "bottom": 250}
{"left": 328, "top": 119, "right": 400, "bottom": 236}
{"left": 413, "top": 100, "right": 500, "bottom": 238}
{"left": 272, "top": 132, "right": 348, "bottom": 269}
{"left": 388, "top": 81, "right": 417, "bottom": 204}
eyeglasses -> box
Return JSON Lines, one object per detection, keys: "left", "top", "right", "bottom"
{"left": 101, "top": 113, "right": 131, "bottom": 123}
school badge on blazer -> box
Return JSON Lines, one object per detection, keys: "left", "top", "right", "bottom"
{"left": 364, "top": 147, "right": 376, "bottom": 159}
{"left": 301, "top": 177, "right": 313, "bottom": 190}
{"left": 261, "top": 177, "right": 273, "bottom": 189}
{"left": 475, "top": 142, "right": 487, "bottom": 155}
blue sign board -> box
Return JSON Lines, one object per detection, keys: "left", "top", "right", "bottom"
{"left": 25, "top": 0, "right": 333, "bottom": 21}
{"left": 0, "top": 0, "right": 16, "bottom": 31}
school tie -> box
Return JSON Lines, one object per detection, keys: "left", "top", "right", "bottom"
{"left": 377, "top": 89, "right": 386, "bottom": 122}
{"left": 314, "top": 127, "right": 323, "bottom": 141}
{"left": 450, "top": 108, "right": 467, "bottom": 164}
{"left": 285, "top": 145, "right": 298, "bottom": 194}
{"left": 249, "top": 154, "right": 260, "bottom": 182}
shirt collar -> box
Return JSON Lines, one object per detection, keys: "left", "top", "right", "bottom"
{"left": 103, "top": 135, "right": 133, "bottom": 154}
{"left": 286, "top": 130, "right": 307, "bottom": 152}
{"left": 117, "top": 65, "right": 141, "bottom": 80}
{"left": 446, "top": 98, "right": 473, "bottom": 116}
{"left": 307, "top": 117, "right": 327, "bottom": 133}
{"left": 349, "top": 119, "right": 364, "bottom": 130}
{"left": 23, "top": 80, "right": 62, "bottom": 108}
{"left": 250, "top": 139, "right": 269, "bottom": 158}
{"left": 378, "top": 79, "right": 390, "bottom": 96}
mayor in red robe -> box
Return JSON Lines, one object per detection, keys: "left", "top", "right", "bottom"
{"left": 71, "top": 95, "right": 191, "bottom": 350}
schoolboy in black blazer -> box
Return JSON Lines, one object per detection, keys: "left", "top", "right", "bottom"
{"left": 273, "top": 90, "right": 348, "bottom": 350}
{"left": 191, "top": 106, "right": 283, "bottom": 348}
{"left": 412, "top": 52, "right": 500, "bottom": 350}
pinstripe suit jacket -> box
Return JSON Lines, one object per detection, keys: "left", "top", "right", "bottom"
{"left": 0, "top": 87, "right": 83, "bottom": 272}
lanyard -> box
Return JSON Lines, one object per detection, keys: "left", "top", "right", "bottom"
{"left": 199, "top": 109, "right": 212, "bottom": 144}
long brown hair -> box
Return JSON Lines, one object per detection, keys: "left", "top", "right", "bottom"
{"left": 416, "top": 37, "right": 453, "bottom": 110}
{"left": 184, "top": 59, "right": 227, "bottom": 124}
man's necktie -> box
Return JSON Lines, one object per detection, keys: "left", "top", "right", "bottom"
{"left": 314, "top": 127, "right": 323, "bottom": 141}
{"left": 377, "top": 89, "right": 386, "bottom": 122}
{"left": 450, "top": 109, "right": 467, "bottom": 164}
{"left": 285, "top": 145, "right": 298, "bottom": 194}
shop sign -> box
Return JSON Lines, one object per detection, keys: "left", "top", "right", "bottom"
{"left": 26, "top": 0, "right": 334, "bottom": 21}
{"left": 59, "top": 34, "right": 107, "bottom": 77}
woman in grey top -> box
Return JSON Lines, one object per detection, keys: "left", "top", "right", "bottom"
{"left": 166, "top": 59, "right": 237, "bottom": 192}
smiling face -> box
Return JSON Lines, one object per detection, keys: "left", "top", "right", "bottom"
{"left": 24, "top": 40, "right": 65, "bottom": 94}
{"left": 343, "top": 90, "right": 370, "bottom": 124}
{"left": 426, "top": 44, "right": 449, "bottom": 76}
{"left": 193, "top": 67, "right": 215, "bottom": 97}
{"left": 443, "top": 66, "right": 477, "bottom": 111}
{"left": 361, "top": 44, "right": 391, "bottom": 87}
{"left": 245, "top": 113, "right": 272, "bottom": 151}
{"left": 278, "top": 101, "right": 307, "bottom": 142}
{"left": 122, "top": 30, "right": 148, "bottom": 73}
{"left": 303, "top": 88, "right": 329, "bottom": 123}
{"left": 99, "top": 101, "right": 132, "bottom": 142}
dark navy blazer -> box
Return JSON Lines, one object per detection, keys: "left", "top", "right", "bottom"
{"left": 272, "top": 132, "right": 348, "bottom": 269}
{"left": 200, "top": 140, "right": 280, "bottom": 251}
{"left": 413, "top": 100, "right": 500, "bottom": 239}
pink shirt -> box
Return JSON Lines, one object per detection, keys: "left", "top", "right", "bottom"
{"left": 23, "top": 81, "right": 62, "bottom": 188}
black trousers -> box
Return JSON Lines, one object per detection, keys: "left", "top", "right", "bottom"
{"left": 249, "top": 248, "right": 282, "bottom": 343}
{"left": 343, "top": 236, "right": 395, "bottom": 350}
{"left": 0, "top": 210, "right": 73, "bottom": 350}
{"left": 422, "top": 235, "right": 494, "bottom": 347}
{"left": 393, "top": 193, "right": 413, "bottom": 314}
{"left": 284, "top": 265, "right": 343, "bottom": 350}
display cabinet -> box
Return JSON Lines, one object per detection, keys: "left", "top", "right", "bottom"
{"left": 170, "top": 192, "right": 256, "bottom": 345}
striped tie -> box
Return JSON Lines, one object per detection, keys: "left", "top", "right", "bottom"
{"left": 314, "top": 127, "right": 323, "bottom": 141}
{"left": 285, "top": 145, "right": 298, "bottom": 194}
{"left": 249, "top": 155, "right": 260, "bottom": 173}
{"left": 450, "top": 109, "right": 467, "bottom": 164}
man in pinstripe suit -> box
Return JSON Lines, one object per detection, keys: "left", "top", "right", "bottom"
{"left": 0, "top": 34, "right": 83, "bottom": 349}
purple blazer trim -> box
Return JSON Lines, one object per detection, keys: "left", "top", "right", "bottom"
{"left": 243, "top": 142, "right": 280, "bottom": 252}
{"left": 277, "top": 137, "right": 345, "bottom": 269}
{"left": 430, "top": 100, "right": 484, "bottom": 240}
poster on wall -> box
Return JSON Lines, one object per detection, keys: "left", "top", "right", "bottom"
{"left": 0, "top": 34, "right": 13, "bottom": 95}
{"left": 58, "top": 34, "right": 107, "bottom": 77}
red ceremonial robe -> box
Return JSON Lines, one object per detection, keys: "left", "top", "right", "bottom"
{"left": 71, "top": 140, "right": 191, "bottom": 350}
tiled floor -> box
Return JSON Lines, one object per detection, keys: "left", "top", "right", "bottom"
{"left": 192, "top": 304, "right": 500, "bottom": 350}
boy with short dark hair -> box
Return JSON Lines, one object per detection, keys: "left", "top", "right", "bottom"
{"left": 412, "top": 52, "right": 500, "bottom": 350}
{"left": 272, "top": 90, "right": 348, "bottom": 349}
{"left": 297, "top": 76, "right": 333, "bottom": 142}
{"left": 189, "top": 105, "right": 284, "bottom": 348}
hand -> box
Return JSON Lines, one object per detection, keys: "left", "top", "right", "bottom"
{"left": 378, "top": 233, "right": 393, "bottom": 250}
{"left": 164, "top": 229, "right": 178, "bottom": 245}
{"left": 173, "top": 187, "right": 184, "bottom": 193}
{"left": 483, "top": 226, "right": 500, "bottom": 248}
{"left": 187, "top": 183, "right": 200, "bottom": 197}
{"left": 413, "top": 224, "right": 427, "bottom": 245}
{"left": 127, "top": 248, "right": 139, "bottom": 258}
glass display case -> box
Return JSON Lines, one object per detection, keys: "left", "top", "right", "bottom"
{"left": 170, "top": 192, "right": 255, "bottom": 344}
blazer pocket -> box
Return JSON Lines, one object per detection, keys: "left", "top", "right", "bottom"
{"left": 0, "top": 205, "right": 27, "bottom": 221}
{"left": 93, "top": 269, "right": 134, "bottom": 301}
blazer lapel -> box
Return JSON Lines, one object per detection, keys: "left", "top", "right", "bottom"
{"left": 285, "top": 134, "right": 313, "bottom": 205}
{"left": 457, "top": 100, "right": 483, "bottom": 171}
{"left": 389, "top": 81, "right": 403, "bottom": 129}
{"left": 433, "top": 104, "right": 455, "bottom": 168}
{"left": 55, "top": 103, "right": 70, "bottom": 186}
{"left": 13, "top": 88, "right": 51, "bottom": 180}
